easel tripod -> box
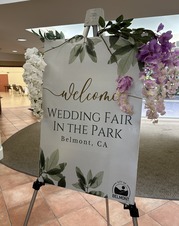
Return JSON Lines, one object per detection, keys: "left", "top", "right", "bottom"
{"left": 23, "top": 176, "right": 139, "bottom": 226}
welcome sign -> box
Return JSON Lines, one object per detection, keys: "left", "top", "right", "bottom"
{"left": 40, "top": 37, "right": 142, "bottom": 205}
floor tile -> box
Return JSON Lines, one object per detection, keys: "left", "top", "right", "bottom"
{"left": 0, "top": 209, "right": 11, "bottom": 226}
{"left": 80, "top": 191, "right": 105, "bottom": 205}
{"left": 0, "top": 192, "right": 7, "bottom": 214}
{"left": 135, "top": 197, "right": 169, "bottom": 213}
{"left": 149, "top": 201, "right": 179, "bottom": 226}
{"left": 92, "top": 199, "right": 133, "bottom": 226}
{"left": 40, "top": 219, "right": 61, "bottom": 226}
{"left": 59, "top": 205, "right": 107, "bottom": 226}
{"left": 45, "top": 189, "right": 90, "bottom": 217}
{"left": 8, "top": 197, "right": 56, "bottom": 226}
{"left": 124, "top": 214, "right": 161, "bottom": 226}
{"left": 0, "top": 171, "right": 33, "bottom": 190}
{"left": 3, "top": 182, "right": 41, "bottom": 209}
{"left": 40, "top": 183, "right": 64, "bottom": 196}
{"left": 0, "top": 164, "right": 17, "bottom": 176}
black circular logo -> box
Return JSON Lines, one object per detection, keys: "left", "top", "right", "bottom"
{"left": 112, "top": 181, "right": 131, "bottom": 201}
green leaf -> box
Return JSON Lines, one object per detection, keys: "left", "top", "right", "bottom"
{"left": 69, "top": 44, "right": 82, "bottom": 64}
{"left": 113, "top": 37, "right": 132, "bottom": 49}
{"left": 47, "top": 168, "right": 64, "bottom": 175}
{"left": 55, "top": 30, "right": 65, "bottom": 39}
{"left": 109, "top": 36, "right": 119, "bottom": 48}
{"left": 50, "top": 173, "right": 64, "bottom": 181}
{"left": 113, "top": 44, "right": 134, "bottom": 56}
{"left": 75, "top": 167, "right": 86, "bottom": 185}
{"left": 44, "top": 176, "right": 54, "bottom": 185}
{"left": 87, "top": 38, "right": 95, "bottom": 49}
{"left": 127, "top": 37, "right": 135, "bottom": 45}
{"left": 106, "top": 27, "right": 120, "bottom": 35}
{"left": 108, "top": 54, "right": 118, "bottom": 64}
{"left": 57, "top": 162, "right": 67, "bottom": 171}
{"left": 38, "top": 29, "right": 44, "bottom": 38}
{"left": 91, "top": 38, "right": 101, "bottom": 45}
{"left": 116, "top": 15, "right": 124, "bottom": 23}
{"left": 87, "top": 170, "right": 93, "bottom": 184}
{"left": 40, "top": 149, "right": 45, "bottom": 170}
{"left": 73, "top": 182, "right": 81, "bottom": 189}
{"left": 86, "top": 45, "right": 97, "bottom": 63}
{"left": 48, "top": 149, "right": 59, "bottom": 170}
{"left": 90, "top": 171, "right": 104, "bottom": 188}
{"left": 58, "top": 176, "right": 66, "bottom": 187}
{"left": 69, "top": 35, "right": 83, "bottom": 43}
{"left": 97, "top": 28, "right": 105, "bottom": 35}
{"left": 79, "top": 46, "right": 85, "bottom": 62}
{"left": 45, "top": 157, "right": 50, "bottom": 171}
{"left": 98, "top": 16, "right": 105, "bottom": 28}
{"left": 78, "top": 179, "right": 86, "bottom": 192}
{"left": 106, "top": 20, "right": 113, "bottom": 27}
{"left": 124, "top": 18, "right": 133, "bottom": 24}
{"left": 31, "top": 29, "right": 40, "bottom": 37}
{"left": 46, "top": 32, "right": 54, "bottom": 40}
{"left": 117, "top": 48, "right": 137, "bottom": 75}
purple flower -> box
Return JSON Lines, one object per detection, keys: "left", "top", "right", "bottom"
{"left": 158, "top": 31, "right": 173, "bottom": 44}
{"left": 116, "top": 76, "right": 133, "bottom": 93}
{"left": 137, "top": 39, "right": 161, "bottom": 64}
{"left": 158, "top": 31, "right": 173, "bottom": 52}
{"left": 157, "top": 23, "right": 164, "bottom": 32}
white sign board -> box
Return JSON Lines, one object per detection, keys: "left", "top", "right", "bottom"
{"left": 40, "top": 37, "right": 142, "bottom": 205}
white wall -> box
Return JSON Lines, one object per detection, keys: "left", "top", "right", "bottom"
{"left": 0, "top": 67, "right": 26, "bottom": 87}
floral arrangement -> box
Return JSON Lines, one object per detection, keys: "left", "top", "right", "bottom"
{"left": 23, "top": 15, "right": 179, "bottom": 122}
{"left": 98, "top": 16, "right": 179, "bottom": 123}
{"left": 22, "top": 47, "right": 46, "bottom": 119}
{"left": 136, "top": 24, "right": 179, "bottom": 122}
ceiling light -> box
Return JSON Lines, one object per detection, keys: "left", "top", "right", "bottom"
{"left": 17, "top": 38, "right": 27, "bottom": 42}
{"left": 0, "top": 0, "right": 29, "bottom": 5}
{"left": 12, "top": 50, "right": 18, "bottom": 53}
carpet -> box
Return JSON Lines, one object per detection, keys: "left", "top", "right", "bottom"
{"left": 1, "top": 119, "right": 179, "bottom": 200}
{"left": 1, "top": 122, "right": 40, "bottom": 177}
{"left": 136, "top": 118, "right": 179, "bottom": 200}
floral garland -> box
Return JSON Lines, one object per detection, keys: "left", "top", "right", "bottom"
{"left": 22, "top": 47, "right": 46, "bottom": 119}
{"left": 136, "top": 24, "right": 179, "bottom": 122}
{"left": 114, "top": 24, "right": 179, "bottom": 122}
{"left": 98, "top": 16, "right": 179, "bottom": 123}
{"left": 22, "top": 16, "right": 179, "bottom": 123}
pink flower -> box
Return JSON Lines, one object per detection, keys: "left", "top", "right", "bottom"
{"left": 116, "top": 76, "right": 133, "bottom": 93}
{"left": 115, "top": 89, "right": 133, "bottom": 115}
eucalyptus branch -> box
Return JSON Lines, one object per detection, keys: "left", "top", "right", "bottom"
{"left": 44, "top": 35, "right": 84, "bottom": 53}
{"left": 100, "top": 35, "right": 118, "bottom": 66}
{"left": 44, "top": 39, "right": 69, "bottom": 53}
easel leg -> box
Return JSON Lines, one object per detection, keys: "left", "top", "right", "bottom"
{"left": 105, "top": 196, "right": 111, "bottom": 226}
{"left": 23, "top": 177, "right": 45, "bottom": 226}
{"left": 124, "top": 203, "right": 139, "bottom": 226}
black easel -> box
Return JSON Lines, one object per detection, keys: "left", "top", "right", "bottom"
{"left": 124, "top": 203, "right": 139, "bottom": 226}
{"left": 23, "top": 177, "right": 45, "bottom": 226}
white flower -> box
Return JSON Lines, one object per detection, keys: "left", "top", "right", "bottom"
{"left": 23, "top": 48, "right": 46, "bottom": 119}
{"left": 24, "top": 47, "right": 39, "bottom": 59}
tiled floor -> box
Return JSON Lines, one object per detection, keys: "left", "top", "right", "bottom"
{"left": 0, "top": 91, "right": 179, "bottom": 226}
